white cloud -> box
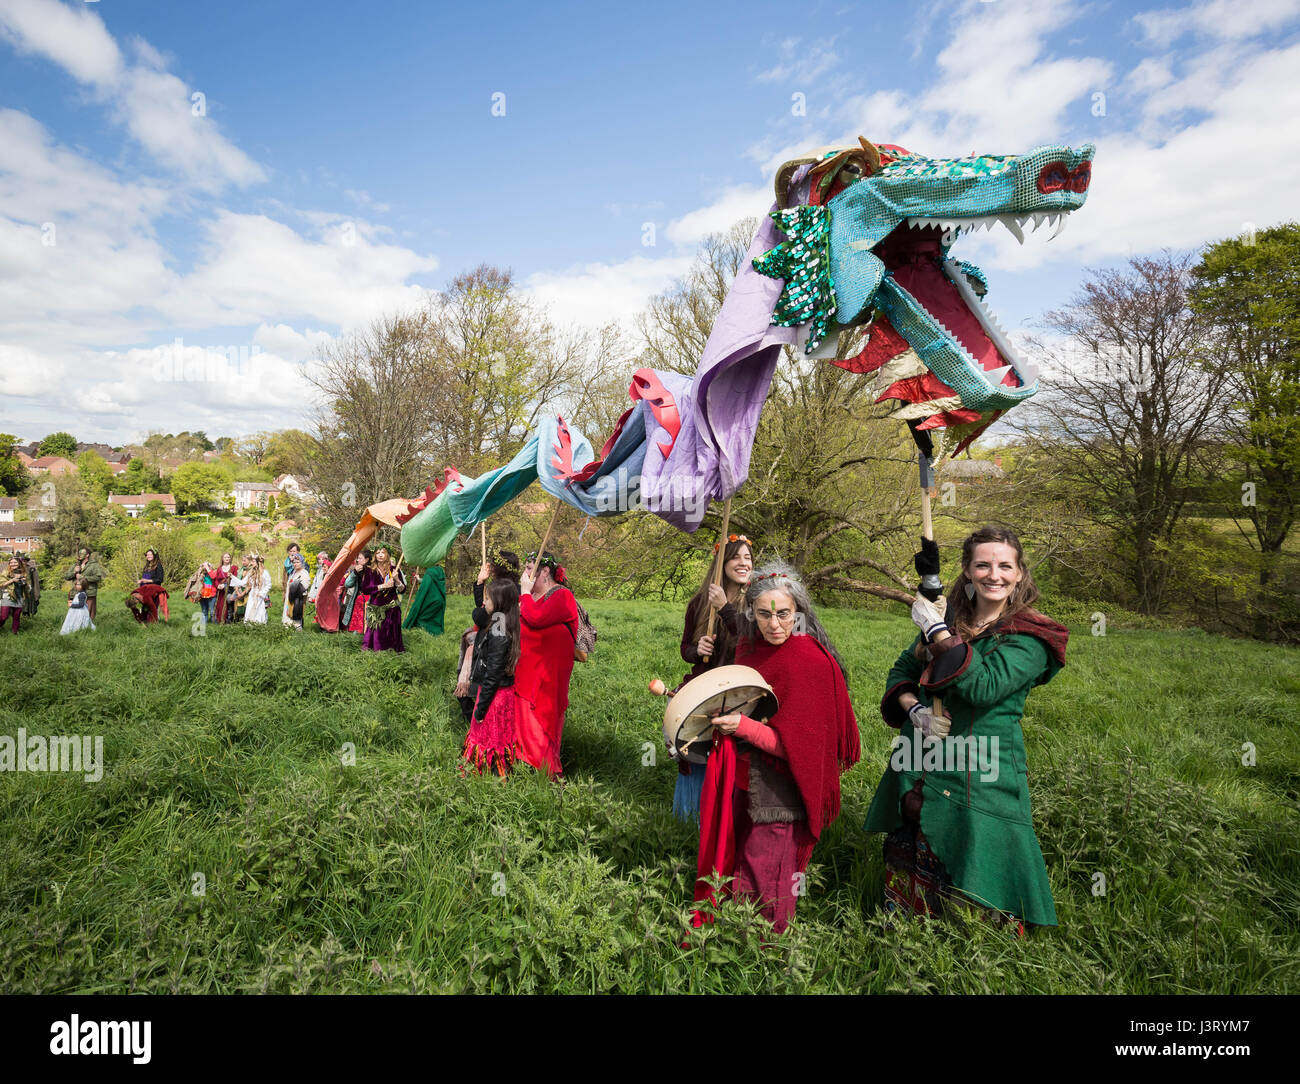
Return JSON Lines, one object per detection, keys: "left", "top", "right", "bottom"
{"left": 664, "top": 184, "right": 773, "bottom": 247}
{"left": 0, "top": 0, "right": 121, "bottom": 84}
{"left": 754, "top": 36, "right": 840, "bottom": 84}
{"left": 524, "top": 254, "right": 695, "bottom": 331}
{"left": 1133, "top": 0, "right": 1300, "bottom": 46}
{"left": 0, "top": 0, "right": 263, "bottom": 191}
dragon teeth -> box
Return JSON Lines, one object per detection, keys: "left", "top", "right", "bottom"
{"left": 986, "top": 364, "right": 1014, "bottom": 387}
{"left": 1048, "top": 213, "right": 1070, "bottom": 240}
{"left": 1000, "top": 215, "right": 1026, "bottom": 244}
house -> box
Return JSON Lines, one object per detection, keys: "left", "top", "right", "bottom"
{"left": 0, "top": 497, "right": 15, "bottom": 523}
{"left": 107, "top": 461, "right": 130, "bottom": 476}
{"left": 0, "top": 521, "right": 50, "bottom": 554}
{"left": 232, "top": 481, "right": 281, "bottom": 512}
{"left": 273, "top": 474, "right": 318, "bottom": 503}
{"left": 16, "top": 452, "right": 33, "bottom": 468}
{"left": 75, "top": 442, "right": 118, "bottom": 460}
{"left": 940, "top": 458, "right": 1007, "bottom": 483}
{"left": 109, "top": 493, "right": 177, "bottom": 518}
{"left": 106, "top": 452, "right": 131, "bottom": 465}
{"left": 27, "top": 455, "right": 77, "bottom": 476}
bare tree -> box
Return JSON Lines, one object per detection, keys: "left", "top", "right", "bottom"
{"left": 309, "top": 311, "right": 450, "bottom": 535}
{"left": 1016, "top": 253, "right": 1223, "bottom": 614}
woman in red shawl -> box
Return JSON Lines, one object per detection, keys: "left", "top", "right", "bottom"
{"left": 126, "top": 549, "right": 169, "bottom": 624}
{"left": 514, "top": 550, "right": 579, "bottom": 777}
{"left": 693, "top": 561, "right": 860, "bottom": 934}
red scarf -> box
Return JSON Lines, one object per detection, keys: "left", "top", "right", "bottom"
{"left": 693, "top": 633, "right": 860, "bottom": 909}
{"left": 993, "top": 609, "right": 1069, "bottom": 672}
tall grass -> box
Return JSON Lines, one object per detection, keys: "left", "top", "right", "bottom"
{"left": 1, "top": 589, "right": 1296, "bottom": 993}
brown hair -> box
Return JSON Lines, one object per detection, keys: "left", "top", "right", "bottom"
{"left": 944, "top": 524, "right": 1040, "bottom": 642}
{"left": 688, "top": 538, "right": 753, "bottom": 645}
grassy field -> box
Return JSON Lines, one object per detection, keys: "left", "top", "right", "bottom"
{"left": 1, "top": 588, "right": 1296, "bottom": 994}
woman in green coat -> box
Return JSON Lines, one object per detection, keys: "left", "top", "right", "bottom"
{"left": 863, "top": 525, "right": 1068, "bottom": 932}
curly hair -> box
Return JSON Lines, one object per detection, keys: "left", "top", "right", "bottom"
{"left": 738, "top": 560, "right": 848, "bottom": 682}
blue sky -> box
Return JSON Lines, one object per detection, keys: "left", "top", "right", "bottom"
{"left": 2, "top": 0, "right": 1298, "bottom": 445}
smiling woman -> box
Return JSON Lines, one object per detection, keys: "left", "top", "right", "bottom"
{"left": 863, "top": 525, "right": 1069, "bottom": 933}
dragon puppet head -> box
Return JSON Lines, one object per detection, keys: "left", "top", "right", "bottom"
{"left": 755, "top": 138, "right": 1095, "bottom": 454}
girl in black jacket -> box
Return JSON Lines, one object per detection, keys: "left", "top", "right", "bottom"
{"left": 461, "top": 579, "right": 524, "bottom": 777}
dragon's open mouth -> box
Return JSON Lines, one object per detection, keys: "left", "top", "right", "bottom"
{"left": 865, "top": 212, "right": 1075, "bottom": 397}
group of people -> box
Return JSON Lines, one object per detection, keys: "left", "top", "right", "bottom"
{"left": 18, "top": 515, "right": 1067, "bottom": 939}
{"left": 660, "top": 526, "right": 1066, "bottom": 937}
{"left": 181, "top": 544, "right": 335, "bottom": 630}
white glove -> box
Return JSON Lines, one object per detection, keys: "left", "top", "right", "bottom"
{"left": 911, "top": 596, "right": 948, "bottom": 642}
{"left": 908, "top": 701, "right": 951, "bottom": 738}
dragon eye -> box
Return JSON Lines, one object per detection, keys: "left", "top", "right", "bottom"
{"left": 1037, "top": 162, "right": 1070, "bottom": 193}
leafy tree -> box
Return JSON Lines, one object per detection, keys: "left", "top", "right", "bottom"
{"left": 142, "top": 499, "right": 168, "bottom": 520}
{"left": 38, "top": 431, "right": 77, "bottom": 459}
{"left": 171, "top": 461, "right": 231, "bottom": 513}
{"left": 116, "top": 457, "right": 163, "bottom": 495}
{"left": 263, "top": 429, "right": 319, "bottom": 481}
{"left": 75, "top": 451, "right": 114, "bottom": 502}
{"left": 1191, "top": 223, "right": 1300, "bottom": 638}
{"left": 0, "top": 434, "right": 31, "bottom": 496}
{"left": 37, "top": 475, "right": 102, "bottom": 563}
{"left": 265, "top": 495, "right": 277, "bottom": 520}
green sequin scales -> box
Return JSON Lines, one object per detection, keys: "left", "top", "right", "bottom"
{"left": 752, "top": 204, "right": 838, "bottom": 353}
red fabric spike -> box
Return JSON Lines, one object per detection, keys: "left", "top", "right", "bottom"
{"left": 915, "top": 408, "right": 984, "bottom": 431}
{"left": 949, "top": 411, "right": 1003, "bottom": 456}
{"left": 876, "top": 371, "right": 955, "bottom": 405}
{"left": 629, "top": 369, "right": 681, "bottom": 459}
{"left": 395, "top": 466, "right": 465, "bottom": 524}
{"left": 550, "top": 416, "right": 579, "bottom": 480}
{"left": 834, "top": 315, "right": 910, "bottom": 375}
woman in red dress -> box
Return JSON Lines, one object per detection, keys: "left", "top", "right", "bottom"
{"left": 513, "top": 551, "right": 579, "bottom": 777}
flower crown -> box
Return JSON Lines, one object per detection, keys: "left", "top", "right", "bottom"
{"left": 712, "top": 533, "right": 754, "bottom": 555}
{"left": 526, "top": 552, "right": 567, "bottom": 584}
{"left": 489, "top": 547, "right": 519, "bottom": 572}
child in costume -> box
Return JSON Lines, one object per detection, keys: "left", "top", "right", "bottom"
{"left": 61, "top": 577, "right": 96, "bottom": 634}
{"left": 462, "top": 578, "right": 525, "bottom": 777}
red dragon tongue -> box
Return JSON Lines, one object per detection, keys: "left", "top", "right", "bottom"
{"left": 891, "top": 262, "right": 1020, "bottom": 388}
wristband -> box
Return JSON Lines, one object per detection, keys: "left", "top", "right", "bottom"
{"left": 923, "top": 621, "right": 949, "bottom": 643}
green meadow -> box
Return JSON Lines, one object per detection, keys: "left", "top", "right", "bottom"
{"left": 1, "top": 590, "right": 1296, "bottom": 993}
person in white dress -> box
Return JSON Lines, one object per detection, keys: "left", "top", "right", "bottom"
{"left": 60, "top": 577, "right": 96, "bottom": 634}
{"left": 233, "top": 554, "right": 272, "bottom": 625}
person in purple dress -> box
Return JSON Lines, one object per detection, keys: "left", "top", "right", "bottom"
{"left": 360, "top": 547, "right": 407, "bottom": 652}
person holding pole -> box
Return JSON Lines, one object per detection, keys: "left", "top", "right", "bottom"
{"left": 670, "top": 534, "right": 754, "bottom": 821}
{"left": 862, "top": 525, "right": 1068, "bottom": 933}
{"left": 514, "top": 550, "right": 578, "bottom": 776}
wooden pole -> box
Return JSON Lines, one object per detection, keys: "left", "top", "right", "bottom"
{"left": 535, "top": 501, "right": 561, "bottom": 568}
{"left": 701, "top": 496, "right": 733, "bottom": 663}
{"left": 917, "top": 472, "right": 946, "bottom": 731}
{"left": 480, "top": 522, "right": 487, "bottom": 563}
